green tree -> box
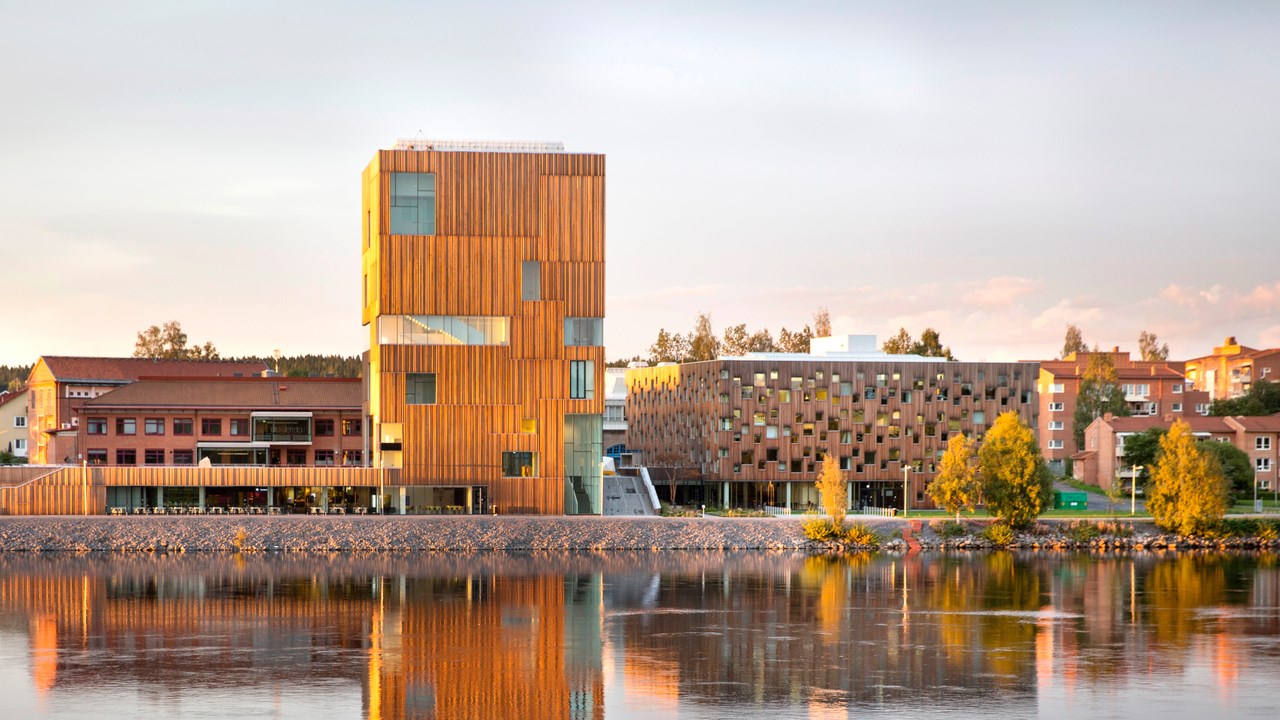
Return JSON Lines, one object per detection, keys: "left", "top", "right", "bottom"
{"left": 134, "top": 321, "right": 220, "bottom": 360}
{"left": 1061, "top": 324, "right": 1087, "bottom": 359}
{"left": 912, "top": 328, "right": 955, "bottom": 360}
{"left": 1209, "top": 379, "right": 1280, "bottom": 416}
{"left": 1146, "top": 420, "right": 1229, "bottom": 535}
{"left": 777, "top": 325, "right": 814, "bottom": 353}
{"left": 1197, "top": 440, "right": 1253, "bottom": 501}
{"left": 647, "top": 328, "right": 689, "bottom": 364}
{"left": 688, "top": 312, "right": 719, "bottom": 361}
{"left": 721, "top": 324, "right": 751, "bottom": 357}
{"left": 1121, "top": 427, "right": 1166, "bottom": 483}
{"left": 816, "top": 459, "right": 847, "bottom": 526}
{"left": 882, "top": 328, "right": 915, "bottom": 354}
{"left": 812, "top": 307, "right": 832, "bottom": 337}
{"left": 746, "top": 328, "right": 777, "bottom": 352}
{"left": 978, "top": 412, "right": 1054, "bottom": 529}
{"left": 1138, "top": 330, "right": 1170, "bottom": 361}
{"left": 926, "top": 434, "right": 980, "bottom": 521}
{"left": 1073, "top": 351, "right": 1129, "bottom": 451}
{"left": 1, "top": 365, "right": 32, "bottom": 393}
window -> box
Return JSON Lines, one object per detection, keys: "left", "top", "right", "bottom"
{"left": 521, "top": 260, "right": 541, "bottom": 301}
{"left": 521, "top": 418, "right": 538, "bottom": 433}
{"left": 144, "top": 449, "right": 165, "bottom": 466}
{"left": 1196, "top": 403, "right": 1209, "bottom": 415}
{"left": 315, "top": 419, "right": 335, "bottom": 436}
{"left": 342, "top": 419, "right": 362, "bottom": 437}
{"left": 564, "top": 317, "right": 604, "bottom": 346}
{"left": 1258, "top": 437, "right": 1273, "bottom": 451}
{"left": 144, "top": 418, "right": 165, "bottom": 435}
{"left": 230, "top": 419, "right": 249, "bottom": 436}
{"left": 115, "top": 449, "right": 137, "bottom": 466}
{"left": 1047, "top": 440, "right": 1064, "bottom": 449}
{"left": 286, "top": 449, "right": 307, "bottom": 465}
{"left": 87, "top": 418, "right": 107, "bottom": 435}
{"left": 1171, "top": 403, "right": 1182, "bottom": 412}
{"left": 1172, "top": 384, "right": 1183, "bottom": 394}
{"left": 342, "top": 450, "right": 363, "bottom": 466}
{"left": 389, "top": 172, "right": 435, "bottom": 235}
{"left": 1257, "top": 458, "right": 1273, "bottom": 473}
{"left": 13, "top": 438, "right": 24, "bottom": 451}
{"left": 201, "top": 418, "right": 221, "bottom": 436}
{"left": 173, "top": 418, "right": 193, "bottom": 436}
{"left": 1048, "top": 421, "right": 1064, "bottom": 431}
{"left": 87, "top": 449, "right": 107, "bottom": 465}
{"left": 314, "top": 449, "right": 335, "bottom": 466}
{"left": 502, "top": 451, "right": 537, "bottom": 477}
{"left": 1049, "top": 383, "right": 1064, "bottom": 394}
{"left": 1048, "top": 402, "right": 1064, "bottom": 412}
{"left": 172, "top": 450, "right": 194, "bottom": 466}
{"left": 570, "top": 360, "right": 595, "bottom": 399}
{"left": 406, "top": 373, "right": 437, "bottom": 404}
{"left": 13, "top": 415, "right": 25, "bottom": 428}
{"left": 378, "top": 315, "right": 510, "bottom": 346}
{"left": 116, "top": 418, "right": 136, "bottom": 436}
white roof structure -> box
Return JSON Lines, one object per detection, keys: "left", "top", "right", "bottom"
{"left": 724, "top": 335, "right": 938, "bottom": 363}
{"left": 393, "top": 138, "right": 566, "bottom": 153}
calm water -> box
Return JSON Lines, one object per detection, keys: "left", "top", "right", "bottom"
{"left": 0, "top": 551, "right": 1277, "bottom": 720}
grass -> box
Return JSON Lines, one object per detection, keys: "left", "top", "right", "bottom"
{"left": 1061, "top": 478, "right": 1108, "bottom": 496}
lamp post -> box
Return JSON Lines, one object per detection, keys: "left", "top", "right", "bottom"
{"left": 902, "top": 465, "right": 910, "bottom": 518}
{"left": 1131, "top": 464, "right": 1142, "bottom": 517}
{"left": 1254, "top": 468, "right": 1261, "bottom": 514}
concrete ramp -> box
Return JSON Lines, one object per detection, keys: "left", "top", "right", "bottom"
{"left": 603, "top": 474, "right": 659, "bottom": 516}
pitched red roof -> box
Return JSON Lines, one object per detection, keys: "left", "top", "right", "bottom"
{"left": 38, "top": 356, "right": 268, "bottom": 383}
{"left": 1233, "top": 415, "right": 1280, "bottom": 433}
{"left": 81, "top": 377, "right": 361, "bottom": 410}
{"left": 1102, "top": 416, "right": 1233, "bottom": 434}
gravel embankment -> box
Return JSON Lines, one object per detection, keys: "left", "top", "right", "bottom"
{"left": 0, "top": 516, "right": 901, "bottom": 553}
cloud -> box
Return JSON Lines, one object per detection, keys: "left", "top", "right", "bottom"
{"left": 963, "top": 276, "right": 1041, "bottom": 308}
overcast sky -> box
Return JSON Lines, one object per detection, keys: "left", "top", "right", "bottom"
{"left": 1, "top": 0, "right": 1277, "bottom": 366}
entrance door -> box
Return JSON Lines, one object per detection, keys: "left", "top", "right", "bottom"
{"left": 470, "top": 486, "right": 486, "bottom": 515}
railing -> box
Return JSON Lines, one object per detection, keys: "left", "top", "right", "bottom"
{"left": 764, "top": 505, "right": 791, "bottom": 516}
{"left": 860, "top": 506, "right": 899, "bottom": 517}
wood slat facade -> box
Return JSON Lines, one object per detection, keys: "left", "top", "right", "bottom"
{"left": 363, "top": 146, "right": 605, "bottom": 514}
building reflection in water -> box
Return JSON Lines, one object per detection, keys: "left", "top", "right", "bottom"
{"left": 0, "top": 551, "right": 1276, "bottom": 719}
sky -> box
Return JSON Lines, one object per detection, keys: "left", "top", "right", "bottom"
{"left": 1, "top": 0, "right": 1277, "bottom": 366}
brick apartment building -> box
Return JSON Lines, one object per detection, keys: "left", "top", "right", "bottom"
{"left": 1184, "top": 336, "right": 1280, "bottom": 401}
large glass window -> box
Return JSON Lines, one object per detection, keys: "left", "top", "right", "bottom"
{"left": 87, "top": 418, "right": 107, "bottom": 435}
{"left": 378, "top": 315, "right": 510, "bottom": 346}
{"left": 144, "top": 418, "right": 165, "bottom": 435}
{"left": 502, "top": 451, "right": 537, "bottom": 477}
{"left": 406, "top": 373, "right": 437, "bottom": 404}
{"left": 570, "top": 360, "right": 595, "bottom": 400}
{"left": 389, "top": 172, "right": 436, "bottom": 235}
{"left": 253, "top": 417, "right": 312, "bottom": 443}
{"left": 116, "top": 418, "right": 136, "bottom": 436}
{"left": 173, "top": 418, "right": 193, "bottom": 436}
{"left": 521, "top": 260, "right": 540, "bottom": 301}
{"left": 564, "top": 317, "right": 603, "bottom": 347}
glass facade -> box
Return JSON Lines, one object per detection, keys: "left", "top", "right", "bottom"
{"left": 389, "top": 173, "right": 436, "bottom": 235}
{"left": 252, "top": 417, "right": 312, "bottom": 443}
{"left": 378, "top": 315, "right": 510, "bottom": 346}
{"left": 570, "top": 360, "right": 595, "bottom": 399}
{"left": 521, "top": 260, "right": 540, "bottom": 301}
{"left": 564, "top": 317, "right": 603, "bottom": 347}
{"left": 502, "top": 451, "right": 537, "bottom": 477}
{"left": 406, "top": 373, "right": 436, "bottom": 404}
{"left": 563, "top": 414, "right": 603, "bottom": 515}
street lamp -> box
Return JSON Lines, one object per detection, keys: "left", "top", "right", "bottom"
{"left": 1131, "top": 464, "right": 1142, "bottom": 517}
{"left": 1254, "top": 468, "right": 1262, "bottom": 514}
{"left": 902, "top": 465, "right": 910, "bottom": 518}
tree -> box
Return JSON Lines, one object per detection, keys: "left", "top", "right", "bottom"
{"left": 912, "top": 328, "right": 955, "bottom": 360}
{"left": 777, "top": 325, "right": 813, "bottom": 353}
{"left": 882, "top": 328, "right": 915, "bottom": 354}
{"left": 813, "top": 307, "right": 832, "bottom": 338}
{"left": 1209, "top": 379, "right": 1280, "bottom": 416}
{"left": 1146, "top": 420, "right": 1229, "bottom": 535}
{"left": 816, "top": 459, "right": 847, "bottom": 526}
{"left": 688, "top": 312, "right": 719, "bottom": 361}
{"left": 134, "top": 321, "right": 220, "bottom": 360}
{"left": 1197, "top": 440, "right": 1253, "bottom": 502}
{"left": 978, "top": 412, "right": 1054, "bottom": 528}
{"left": 721, "top": 324, "right": 751, "bottom": 357}
{"left": 647, "top": 328, "right": 689, "bottom": 364}
{"left": 1121, "top": 427, "right": 1166, "bottom": 483}
{"left": 927, "top": 434, "right": 980, "bottom": 521}
{"left": 1061, "top": 324, "right": 1087, "bottom": 359}
{"left": 1073, "top": 351, "right": 1129, "bottom": 451}
{"left": 1138, "top": 330, "right": 1170, "bottom": 361}
{"left": 746, "top": 328, "right": 777, "bottom": 352}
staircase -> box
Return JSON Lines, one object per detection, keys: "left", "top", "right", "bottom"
{"left": 603, "top": 474, "right": 659, "bottom": 516}
{"left": 570, "top": 476, "right": 594, "bottom": 514}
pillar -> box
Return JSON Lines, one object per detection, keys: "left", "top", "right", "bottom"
{"left": 785, "top": 482, "right": 792, "bottom": 512}
{"left": 198, "top": 486, "right": 205, "bottom": 510}
{"left": 267, "top": 487, "right": 274, "bottom": 509}
{"left": 399, "top": 487, "right": 407, "bottom": 515}
{"left": 721, "top": 481, "right": 729, "bottom": 509}
{"left": 465, "top": 486, "right": 474, "bottom": 515}
{"left": 321, "top": 487, "right": 329, "bottom": 513}
{"left": 846, "top": 483, "right": 853, "bottom": 512}
{"left": 156, "top": 486, "right": 164, "bottom": 509}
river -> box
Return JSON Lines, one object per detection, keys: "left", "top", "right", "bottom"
{"left": 0, "top": 551, "right": 1276, "bottom": 719}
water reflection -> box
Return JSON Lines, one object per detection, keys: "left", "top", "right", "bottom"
{"left": 0, "top": 552, "right": 1276, "bottom": 719}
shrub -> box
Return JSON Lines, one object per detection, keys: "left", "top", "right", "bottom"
{"left": 1095, "top": 521, "right": 1133, "bottom": 538}
{"left": 1066, "top": 521, "right": 1101, "bottom": 543}
{"left": 1208, "top": 518, "right": 1258, "bottom": 538}
{"left": 981, "top": 523, "right": 1016, "bottom": 547}
{"left": 843, "top": 522, "right": 880, "bottom": 548}
{"left": 932, "top": 520, "right": 967, "bottom": 538}
{"left": 725, "top": 508, "right": 767, "bottom": 518}
{"left": 1258, "top": 521, "right": 1280, "bottom": 543}
{"left": 803, "top": 517, "right": 841, "bottom": 542}
{"left": 231, "top": 527, "right": 249, "bottom": 552}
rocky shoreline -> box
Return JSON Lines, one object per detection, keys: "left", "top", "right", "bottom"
{"left": 1, "top": 516, "right": 1276, "bottom": 553}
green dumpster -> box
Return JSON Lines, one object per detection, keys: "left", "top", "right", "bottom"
{"left": 1053, "top": 491, "right": 1088, "bottom": 510}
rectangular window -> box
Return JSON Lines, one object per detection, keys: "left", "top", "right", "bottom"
{"left": 201, "top": 418, "right": 221, "bottom": 436}
{"left": 116, "top": 449, "right": 137, "bottom": 466}
{"left": 314, "top": 419, "right": 335, "bottom": 436}
{"left": 570, "top": 360, "right": 595, "bottom": 400}
{"left": 172, "top": 450, "right": 194, "bottom": 466}
{"left": 286, "top": 449, "right": 307, "bottom": 466}
{"left": 1258, "top": 437, "right": 1273, "bottom": 451}
{"left": 521, "top": 260, "right": 541, "bottom": 301}
{"left": 230, "top": 419, "right": 249, "bottom": 437}
{"left": 564, "top": 317, "right": 604, "bottom": 347}
{"left": 389, "top": 172, "right": 436, "bottom": 235}
{"left": 342, "top": 450, "right": 363, "bottom": 466}
{"left": 1048, "top": 421, "right": 1064, "bottom": 431}
{"left": 1048, "top": 402, "right": 1064, "bottom": 412}
{"left": 1172, "top": 384, "right": 1183, "bottom": 393}
{"left": 1196, "top": 403, "right": 1209, "bottom": 414}
{"left": 378, "top": 315, "right": 510, "bottom": 346}
{"left": 1172, "top": 403, "right": 1182, "bottom": 412}
{"left": 144, "top": 418, "right": 165, "bottom": 435}
{"left": 13, "top": 415, "right": 25, "bottom": 428}
{"left": 86, "top": 449, "right": 107, "bottom": 465}
{"left": 173, "top": 418, "right": 193, "bottom": 436}
{"left": 406, "top": 373, "right": 437, "bottom": 404}
{"left": 116, "top": 418, "right": 136, "bottom": 436}
{"left": 973, "top": 411, "right": 985, "bottom": 425}
{"left": 144, "top": 449, "right": 165, "bottom": 466}
{"left": 1048, "top": 440, "right": 1064, "bottom": 449}
{"left": 314, "top": 449, "right": 335, "bottom": 466}
{"left": 87, "top": 417, "right": 107, "bottom": 435}
{"left": 502, "top": 451, "right": 537, "bottom": 477}
{"left": 1049, "top": 383, "right": 1064, "bottom": 394}
{"left": 1257, "top": 458, "right": 1273, "bottom": 472}
{"left": 342, "top": 419, "right": 362, "bottom": 437}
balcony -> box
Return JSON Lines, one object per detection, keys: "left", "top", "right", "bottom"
{"left": 251, "top": 412, "right": 313, "bottom": 445}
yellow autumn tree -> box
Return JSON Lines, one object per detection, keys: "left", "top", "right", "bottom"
{"left": 1146, "top": 420, "right": 1229, "bottom": 535}
{"left": 978, "top": 412, "right": 1054, "bottom": 528}
{"left": 816, "top": 459, "right": 847, "bottom": 527}
{"left": 927, "top": 433, "right": 980, "bottom": 522}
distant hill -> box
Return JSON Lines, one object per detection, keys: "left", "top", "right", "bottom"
{"left": 236, "top": 354, "right": 362, "bottom": 378}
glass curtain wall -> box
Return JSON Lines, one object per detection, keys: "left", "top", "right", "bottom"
{"left": 563, "top": 414, "right": 603, "bottom": 515}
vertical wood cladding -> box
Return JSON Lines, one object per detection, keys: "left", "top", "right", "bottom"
{"left": 626, "top": 359, "right": 1040, "bottom": 510}
{"left": 364, "top": 148, "right": 605, "bottom": 514}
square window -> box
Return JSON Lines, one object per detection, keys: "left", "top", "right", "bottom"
{"left": 314, "top": 449, "right": 335, "bottom": 466}
{"left": 173, "top": 418, "right": 193, "bottom": 436}
{"left": 115, "top": 449, "right": 137, "bottom": 466}
{"left": 343, "top": 419, "right": 362, "bottom": 436}
{"left": 502, "top": 451, "right": 537, "bottom": 477}
{"left": 172, "top": 450, "right": 194, "bottom": 465}
{"left": 144, "top": 449, "right": 165, "bottom": 465}
{"left": 144, "top": 418, "right": 165, "bottom": 435}
{"left": 86, "top": 449, "right": 107, "bottom": 465}
{"left": 407, "top": 373, "right": 437, "bottom": 404}
{"left": 389, "top": 172, "right": 436, "bottom": 235}
{"left": 315, "top": 419, "right": 335, "bottom": 436}
{"left": 201, "top": 418, "right": 221, "bottom": 436}
{"left": 230, "top": 419, "right": 249, "bottom": 436}
{"left": 87, "top": 417, "right": 107, "bottom": 435}
{"left": 116, "top": 418, "right": 136, "bottom": 436}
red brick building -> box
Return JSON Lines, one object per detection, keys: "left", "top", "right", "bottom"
{"left": 1184, "top": 337, "right": 1280, "bottom": 402}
